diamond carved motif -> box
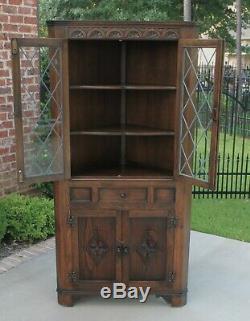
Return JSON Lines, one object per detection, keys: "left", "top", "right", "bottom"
{"left": 136, "top": 230, "right": 158, "bottom": 262}
{"left": 86, "top": 230, "right": 109, "bottom": 265}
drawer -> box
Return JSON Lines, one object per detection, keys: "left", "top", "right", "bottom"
{"left": 70, "top": 188, "right": 92, "bottom": 202}
{"left": 99, "top": 188, "right": 147, "bottom": 203}
{"left": 154, "top": 188, "right": 175, "bottom": 205}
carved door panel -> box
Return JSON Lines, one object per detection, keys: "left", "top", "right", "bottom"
{"left": 70, "top": 209, "right": 122, "bottom": 288}
{"left": 123, "top": 210, "right": 175, "bottom": 290}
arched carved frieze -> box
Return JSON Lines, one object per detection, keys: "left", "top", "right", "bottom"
{"left": 68, "top": 26, "right": 179, "bottom": 40}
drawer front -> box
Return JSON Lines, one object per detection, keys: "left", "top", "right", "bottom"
{"left": 70, "top": 188, "right": 92, "bottom": 202}
{"left": 154, "top": 188, "right": 175, "bottom": 205}
{"left": 69, "top": 183, "right": 176, "bottom": 209}
{"left": 99, "top": 188, "right": 147, "bottom": 203}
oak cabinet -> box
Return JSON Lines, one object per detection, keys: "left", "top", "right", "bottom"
{"left": 11, "top": 21, "right": 224, "bottom": 306}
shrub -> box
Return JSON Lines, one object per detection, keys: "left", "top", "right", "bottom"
{"left": 0, "top": 194, "right": 55, "bottom": 242}
{"left": 34, "top": 182, "right": 54, "bottom": 198}
{"left": 0, "top": 207, "right": 7, "bottom": 243}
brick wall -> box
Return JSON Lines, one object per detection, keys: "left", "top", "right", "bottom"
{"left": 0, "top": 0, "right": 38, "bottom": 196}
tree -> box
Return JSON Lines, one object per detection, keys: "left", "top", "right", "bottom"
{"left": 39, "top": 0, "right": 250, "bottom": 51}
{"left": 236, "top": 0, "right": 242, "bottom": 79}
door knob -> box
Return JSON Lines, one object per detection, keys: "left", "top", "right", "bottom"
{"left": 120, "top": 192, "right": 127, "bottom": 199}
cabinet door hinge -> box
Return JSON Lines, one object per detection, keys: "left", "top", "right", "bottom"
{"left": 167, "top": 217, "right": 178, "bottom": 229}
{"left": 11, "top": 39, "right": 18, "bottom": 55}
{"left": 68, "top": 271, "right": 78, "bottom": 283}
{"left": 66, "top": 215, "right": 77, "bottom": 227}
{"left": 168, "top": 271, "right": 176, "bottom": 283}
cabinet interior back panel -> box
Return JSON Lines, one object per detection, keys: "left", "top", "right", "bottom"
{"left": 126, "top": 41, "right": 178, "bottom": 86}
{"left": 71, "top": 136, "right": 121, "bottom": 175}
{"left": 126, "top": 91, "right": 176, "bottom": 131}
{"left": 126, "top": 136, "right": 174, "bottom": 174}
{"left": 70, "top": 90, "right": 121, "bottom": 131}
{"left": 68, "top": 40, "right": 121, "bottom": 85}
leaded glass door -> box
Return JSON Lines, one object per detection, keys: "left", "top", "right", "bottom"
{"left": 12, "top": 38, "right": 70, "bottom": 184}
{"left": 177, "top": 39, "right": 224, "bottom": 189}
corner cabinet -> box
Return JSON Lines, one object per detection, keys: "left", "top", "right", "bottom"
{"left": 11, "top": 21, "right": 224, "bottom": 307}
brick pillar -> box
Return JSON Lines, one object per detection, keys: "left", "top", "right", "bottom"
{"left": 0, "top": 0, "right": 38, "bottom": 196}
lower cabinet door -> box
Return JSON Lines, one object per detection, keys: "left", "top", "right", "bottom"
{"left": 123, "top": 210, "right": 175, "bottom": 291}
{"left": 70, "top": 209, "right": 122, "bottom": 290}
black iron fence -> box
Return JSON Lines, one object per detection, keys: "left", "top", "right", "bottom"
{"left": 193, "top": 153, "right": 250, "bottom": 198}
{"left": 192, "top": 65, "right": 250, "bottom": 198}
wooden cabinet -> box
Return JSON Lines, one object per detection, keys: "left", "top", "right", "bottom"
{"left": 11, "top": 21, "right": 224, "bottom": 307}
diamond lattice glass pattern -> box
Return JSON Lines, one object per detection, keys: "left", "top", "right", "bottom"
{"left": 20, "top": 46, "right": 63, "bottom": 178}
{"left": 179, "top": 47, "right": 216, "bottom": 182}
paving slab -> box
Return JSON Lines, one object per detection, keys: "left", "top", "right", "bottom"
{"left": 0, "top": 231, "right": 250, "bottom": 321}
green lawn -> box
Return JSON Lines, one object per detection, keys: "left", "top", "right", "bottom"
{"left": 191, "top": 199, "right": 250, "bottom": 242}
{"left": 196, "top": 129, "right": 250, "bottom": 157}
{"left": 218, "top": 132, "right": 250, "bottom": 156}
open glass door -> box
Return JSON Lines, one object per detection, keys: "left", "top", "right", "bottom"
{"left": 177, "top": 39, "right": 224, "bottom": 189}
{"left": 12, "top": 38, "right": 70, "bottom": 184}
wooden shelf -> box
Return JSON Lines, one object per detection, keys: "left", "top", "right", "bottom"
{"left": 72, "top": 165, "right": 173, "bottom": 178}
{"left": 70, "top": 125, "right": 175, "bottom": 136}
{"left": 70, "top": 85, "right": 121, "bottom": 90}
{"left": 125, "top": 85, "right": 176, "bottom": 90}
{"left": 70, "top": 85, "right": 176, "bottom": 91}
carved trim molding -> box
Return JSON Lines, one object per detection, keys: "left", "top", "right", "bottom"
{"left": 68, "top": 26, "right": 179, "bottom": 40}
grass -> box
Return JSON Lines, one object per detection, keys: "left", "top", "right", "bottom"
{"left": 196, "top": 129, "right": 250, "bottom": 157}
{"left": 218, "top": 132, "right": 250, "bottom": 156}
{"left": 191, "top": 199, "right": 250, "bottom": 242}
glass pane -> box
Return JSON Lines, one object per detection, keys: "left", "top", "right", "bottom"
{"left": 19, "top": 45, "right": 63, "bottom": 178}
{"left": 179, "top": 46, "right": 216, "bottom": 182}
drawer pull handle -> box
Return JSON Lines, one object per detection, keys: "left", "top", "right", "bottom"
{"left": 120, "top": 192, "right": 127, "bottom": 199}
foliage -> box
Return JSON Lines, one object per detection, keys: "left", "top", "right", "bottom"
{"left": 39, "top": 0, "right": 250, "bottom": 51}
{"left": 35, "top": 182, "right": 54, "bottom": 198}
{"left": 192, "top": 199, "right": 250, "bottom": 242}
{"left": 0, "top": 208, "right": 7, "bottom": 243}
{"left": 0, "top": 194, "right": 55, "bottom": 242}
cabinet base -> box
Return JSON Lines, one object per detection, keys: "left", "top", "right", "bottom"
{"left": 58, "top": 292, "right": 75, "bottom": 307}
{"left": 161, "top": 293, "right": 187, "bottom": 307}
{"left": 57, "top": 289, "right": 187, "bottom": 307}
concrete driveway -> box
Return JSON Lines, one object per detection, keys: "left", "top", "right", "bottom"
{"left": 0, "top": 231, "right": 250, "bottom": 321}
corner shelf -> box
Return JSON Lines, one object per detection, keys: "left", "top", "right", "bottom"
{"left": 70, "top": 85, "right": 121, "bottom": 90}
{"left": 70, "top": 85, "right": 176, "bottom": 91}
{"left": 70, "top": 125, "right": 175, "bottom": 136}
{"left": 72, "top": 164, "right": 173, "bottom": 178}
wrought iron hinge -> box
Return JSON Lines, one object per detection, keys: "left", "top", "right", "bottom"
{"left": 68, "top": 271, "right": 78, "bottom": 283}
{"left": 167, "top": 217, "right": 178, "bottom": 229}
{"left": 18, "top": 169, "right": 24, "bottom": 183}
{"left": 11, "top": 39, "right": 18, "bottom": 55}
{"left": 168, "top": 271, "right": 176, "bottom": 283}
{"left": 66, "top": 215, "right": 77, "bottom": 227}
